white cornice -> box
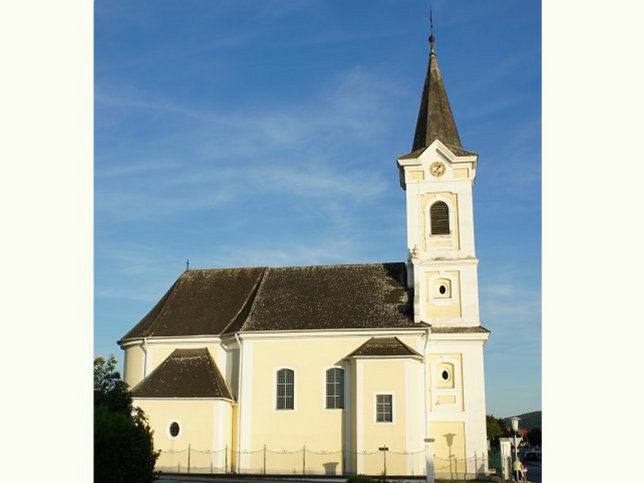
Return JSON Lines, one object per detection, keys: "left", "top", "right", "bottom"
{"left": 120, "top": 327, "right": 429, "bottom": 346}
{"left": 132, "top": 397, "right": 234, "bottom": 402}
{"left": 119, "top": 335, "right": 222, "bottom": 348}
{"left": 413, "top": 256, "right": 479, "bottom": 266}
{"left": 428, "top": 332, "right": 490, "bottom": 342}
{"left": 236, "top": 327, "right": 428, "bottom": 340}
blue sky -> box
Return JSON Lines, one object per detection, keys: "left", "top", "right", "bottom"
{"left": 94, "top": 0, "right": 541, "bottom": 418}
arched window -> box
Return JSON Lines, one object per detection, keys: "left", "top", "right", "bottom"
{"left": 326, "top": 367, "right": 345, "bottom": 409}
{"left": 430, "top": 201, "right": 450, "bottom": 235}
{"left": 276, "top": 368, "right": 294, "bottom": 410}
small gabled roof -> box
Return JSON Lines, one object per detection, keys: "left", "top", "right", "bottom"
{"left": 130, "top": 348, "right": 233, "bottom": 399}
{"left": 346, "top": 336, "right": 422, "bottom": 359}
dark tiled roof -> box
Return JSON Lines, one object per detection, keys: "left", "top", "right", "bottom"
{"left": 347, "top": 336, "right": 422, "bottom": 358}
{"left": 120, "top": 267, "right": 265, "bottom": 340}
{"left": 411, "top": 40, "right": 473, "bottom": 155}
{"left": 120, "top": 263, "right": 415, "bottom": 341}
{"left": 241, "top": 263, "right": 414, "bottom": 331}
{"left": 131, "top": 348, "right": 232, "bottom": 399}
{"left": 430, "top": 326, "right": 490, "bottom": 334}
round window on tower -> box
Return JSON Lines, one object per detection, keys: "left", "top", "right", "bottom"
{"left": 436, "top": 362, "right": 455, "bottom": 388}
{"left": 434, "top": 278, "right": 452, "bottom": 299}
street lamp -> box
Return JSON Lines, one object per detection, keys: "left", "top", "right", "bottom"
{"left": 511, "top": 416, "right": 520, "bottom": 481}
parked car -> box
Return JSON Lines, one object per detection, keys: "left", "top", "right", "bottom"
{"left": 523, "top": 447, "right": 541, "bottom": 461}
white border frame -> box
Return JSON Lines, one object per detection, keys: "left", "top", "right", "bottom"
{"left": 166, "top": 418, "right": 183, "bottom": 440}
{"left": 430, "top": 355, "right": 462, "bottom": 411}
{"left": 423, "top": 194, "right": 457, "bottom": 247}
{"left": 427, "top": 270, "right": 459, "bottom": 307}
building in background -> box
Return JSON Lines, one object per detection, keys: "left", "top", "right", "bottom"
{"left": 119, "top": 31, "right": 490, "bottom": 478}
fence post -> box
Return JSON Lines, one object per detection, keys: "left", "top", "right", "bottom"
{"left": 187, "top": 444, "right": 191, "bottom": 473}
{"left": 263, "top": 444, "right": 267, "bottom": 475}
{"left": 225, "top": 444, "right": 228, "bottom": 474}
{"left": 303, "top": 445, "right": 306, "bottom": 475}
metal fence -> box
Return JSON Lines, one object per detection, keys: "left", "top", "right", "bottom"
{"left": 155, "top": 445, "right": 489, "bottom": 479}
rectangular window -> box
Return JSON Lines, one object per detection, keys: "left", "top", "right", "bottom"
{"left": 326, "top": 368, "right": 345, "bottom": 409}
{"left": 276, "top": 369, "right": 294, "bottom": 410}
{"left": 376, "top": 394, "right": 393, "bottom": 422}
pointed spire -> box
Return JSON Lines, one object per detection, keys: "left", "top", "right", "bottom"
{"left": 411, "top": 27, "right": 463, "bottom": 152}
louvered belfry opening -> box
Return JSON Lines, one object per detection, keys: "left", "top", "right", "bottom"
{"left": 430, "top": 201, "right": 450, "bottom": 235}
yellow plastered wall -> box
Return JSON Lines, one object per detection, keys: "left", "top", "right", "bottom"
{"left": 452, "top": 168, "right": 469, "bottom": 179}
{"left": 431, "top": 421, "right": 465, "bottom": 476}
{"left": 249, "top": 338, "right": 355, "bottom": 474}
{"left": 360, "top": 359, "right": 406, "bottom": 475}
{"left": 423, "top": 271, "right": 461, "bottom": 319}
{"left": 133, "top": 399, "right": 233, "bottom": 473}
{"left": 406, "top": 170, "right": 425, "bottom": 182}
{"left": 419, "top": 192, "right": 459, "bottom": 252}
{"left": 359, "top": 359, "right": 424, "bottom": 476}
{"left": 124, "top": 345, "right": 144, "bottom": 387}
{"left": 247, "top": 336, "right": 421, "bottom": 475}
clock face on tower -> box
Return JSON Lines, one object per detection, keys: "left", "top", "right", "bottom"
{"left": 430, "top": 161, "right": 446, "bottom": 177}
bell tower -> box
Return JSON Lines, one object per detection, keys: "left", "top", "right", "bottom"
{"left": 397, "top": 33, "right": 481, "bottom": 329}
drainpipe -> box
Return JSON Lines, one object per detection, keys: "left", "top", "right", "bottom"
{"left": 423, "top": 326, "right": 435, "bottom": 483}
{"left": 142, "top": 337, "right": 149, "bottom": 378}
{"left": 234, "top": 333, "right": 244, "bottom": 472}
{"left": 422, "top": 327, "right": 430, "bottom": 437}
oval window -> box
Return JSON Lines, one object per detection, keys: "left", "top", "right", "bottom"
{"left": 441, "top": 370, "right": 450, "bottom": 381}
{"left": 439, "top": 285, "right": 447, "bottom": 295}
{"left": 169, "top": 421, "right": 180, "bottom": 438}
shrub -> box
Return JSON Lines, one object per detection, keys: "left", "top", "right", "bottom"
{"left": 94, "top": 356, "right": 159, "bottom": 483}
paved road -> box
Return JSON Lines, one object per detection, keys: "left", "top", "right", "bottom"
{"left": 157, "top": 477, "right": 419, "bottom": 483}
{"left": 524, "top": 461, "right": 542, "bottom": 483}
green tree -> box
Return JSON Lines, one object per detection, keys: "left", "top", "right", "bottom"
{"left": 94, "top": 355, "right": 159, "bottom": 483}
{"left": 486, "top": 415, "right": 504, "bottom": 439}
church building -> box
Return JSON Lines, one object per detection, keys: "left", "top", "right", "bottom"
{"left": 119, "top": 32, "right": 490, "bottom": 478}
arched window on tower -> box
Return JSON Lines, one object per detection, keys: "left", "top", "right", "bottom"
{"left": 430, "top": 201, "right": 450, "bottom": 235}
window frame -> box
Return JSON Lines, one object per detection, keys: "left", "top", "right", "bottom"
{"left": 274, "top": 367, "right": 296, "bottom": 411}
{"left": 166, "top": 419, "right": 182, "bottom": 439}
{"left": 373, "top": 393, "right": 394, "bottom": 424}
{"left": 324, "top": 366, "right": 345, "bottom": 410}
{"left": 422, "top": 194, "right": 457, "bottom": 248}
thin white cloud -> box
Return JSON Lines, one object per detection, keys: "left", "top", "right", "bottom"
{"left": 96, "top": 66, "right": 398, "bottom": 221}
